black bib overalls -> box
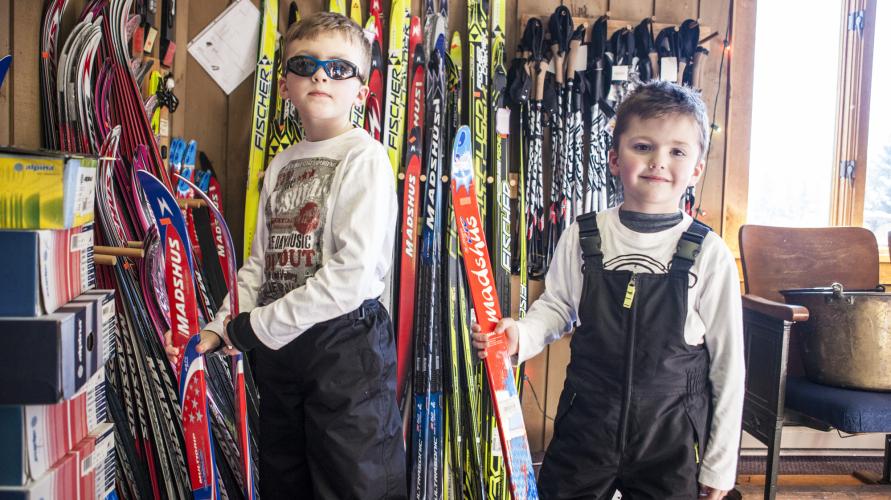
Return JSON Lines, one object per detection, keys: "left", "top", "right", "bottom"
{"left": 538, "top": 213, "right": 712, "bottom": 499}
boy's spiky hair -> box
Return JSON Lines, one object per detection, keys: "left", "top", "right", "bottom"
{"left": 284, "top": 12, "right": 372, "bottom": 82}
{"left": 612, "top": 81, "right": 710, "bottom": 159}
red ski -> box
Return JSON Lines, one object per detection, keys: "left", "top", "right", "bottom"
{"left": 137, "top": 170, "right": 219, "bottom": 500}
{"left": 363, "top": 0, "right": 385, "bottom": 141}
{"left": 176, "top": 174, "right": 257, "bottom": 499}
{"left": 450, "top": 125, "right": 538, "bottom": 499}
{"left": 395, "top": 18, "right": 426, "bottom": 406}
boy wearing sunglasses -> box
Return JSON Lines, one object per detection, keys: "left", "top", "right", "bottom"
{"left": 166, "top": 11, "right": 404, "bottom": 499}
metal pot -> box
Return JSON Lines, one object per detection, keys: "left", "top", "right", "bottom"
{"left": 780, "top": 283, "right": 891, "bottom": 392}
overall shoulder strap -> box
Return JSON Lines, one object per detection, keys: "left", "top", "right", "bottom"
{"left": 577, "top": 212, "right": 603, "bottom": 269}
{"left": 670, "top": 219, "right": 712, "bottom": 275}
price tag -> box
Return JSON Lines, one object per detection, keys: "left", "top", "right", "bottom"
{"left": 660, "top": 56, "right": 678, "bottom": 81}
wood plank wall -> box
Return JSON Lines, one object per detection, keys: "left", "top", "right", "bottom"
{"left": 1, "top": 0, "right": 743, "bottom": 453}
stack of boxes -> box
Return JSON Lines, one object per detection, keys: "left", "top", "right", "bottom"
{"left": 0, "top": 149, "right": 117, "bottom": 500}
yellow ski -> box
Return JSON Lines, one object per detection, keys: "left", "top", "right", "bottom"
{"left": 243, "top": 0, "right": 279, "bottom": 260}
{"left": 382, "top": 0, "right": 410, "bottom": 179}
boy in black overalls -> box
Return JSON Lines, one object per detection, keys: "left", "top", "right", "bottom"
{"left": 473, "top": 81, "right": 744, "bottom": 499}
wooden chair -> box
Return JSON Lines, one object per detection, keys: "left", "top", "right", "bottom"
{"left": 738, "top": 225, "right": 891, "bottom": 499}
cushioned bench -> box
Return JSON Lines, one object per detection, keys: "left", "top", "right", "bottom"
{"left": 785, "top": 376, "right": 891, "bottom": 434}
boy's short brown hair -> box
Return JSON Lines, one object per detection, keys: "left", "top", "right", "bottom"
{"left": 612, "top": 81, "right": 710, "bottom": 160}
{"left": 284, "top": 12, "right": 372, "bottom": 82}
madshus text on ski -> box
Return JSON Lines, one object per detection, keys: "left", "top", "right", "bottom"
{"left": 28, "top": 0, "right": 712, "bottom": 498}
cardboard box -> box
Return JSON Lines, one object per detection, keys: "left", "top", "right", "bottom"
{"left": 0, "top": 442, "right": 78, "bottom": 500}
{"left": 0, "top": 405, "right": 67, "bottom": 487}
{"left": 0, "top": 223, "right": 96, "bottom": 316}
{"left": 66, "top": 368, "right": 108, "bottom": 460}
{"left": 0, "top": 149, "right": 97, "bottom": 230}
{"left": 0, "top": 308, "right": 89, "bottom": 404}
{"left": 61, "top": 290, "right": 116, "bottom": 377}
{"left": 73, "top": 423, "right": 115, "bottom": 500}
{"left": 0, "top": 368, "right": 107, "bottom": 486}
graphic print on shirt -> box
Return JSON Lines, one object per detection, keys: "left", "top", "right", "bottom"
{"left": 603, "top": 253, "right": 699, "bottom": 287}
{"left": 258, "top": 157, "right": 338, "bottom": 305}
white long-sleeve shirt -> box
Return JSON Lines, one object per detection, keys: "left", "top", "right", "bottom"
{"left": 204, "top": 127, "right": 397, "bottom": 350}
{"left": 517, "top": 206, "right": 744, "bottom": 491}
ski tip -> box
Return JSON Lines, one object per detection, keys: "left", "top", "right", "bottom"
{"left": 350, "top": 0, "right": 362, "bottom": 24}
{"left": 434, "top": 30, "right": 446, "bottom": 53}
{"left": 185, "top": 140, "right": 198, "bottom": 165}
{"left": 449, "top": 31, "right": 462, "bottom": 61}
{"left": 288, "top": 1, "right": 299, "bottom": 26}
{"left": 451, "top": 126, "right": 472, "bottom": 189}
{"left": 135, "top": 169, "right": 163, "bottom": 186}
{"left": 329, "top": 0, "right": 346, "bottom": 15}
{"left": 410, "top": 16, "right": 421, "bottom": 39}
{"left": 387, "top": 0, "right": 407, "bottom": 43}
{"left": 454, "top": 125, "right": 470, "bottom": 151}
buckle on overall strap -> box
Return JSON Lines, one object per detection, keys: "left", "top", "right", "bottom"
{"left": 671, "top": 220, "right": 711, "bottom": 274}
{"left": 577, "top": 212, "right": 603, "bottom": 267}
{"left": 350, "top": 299, "right": 379, "bottom": 321}
{"left": 676, "top": 236, "right": 701, "bottom": 263}
{"left": 580, "top": 232, "right": 603, "bottom": 258}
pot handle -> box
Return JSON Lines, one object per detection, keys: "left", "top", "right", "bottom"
{"left": 830, "top": 282, "right": 844, "bottom": 298}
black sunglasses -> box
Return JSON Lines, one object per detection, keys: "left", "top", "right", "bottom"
{"left": 286, "top": 55, "right": 362, "bottom": 81}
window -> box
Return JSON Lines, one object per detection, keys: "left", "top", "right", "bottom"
{"left": 863, "top": 1, "right": 890, "bottom": 250}
{"left": 747, "top": 0, "right": 844, "bottom": 227}
{"left": 746, "top": 0, "right": 879, "bottom": 236}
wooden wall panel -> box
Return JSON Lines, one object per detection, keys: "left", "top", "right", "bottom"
{"left": 521, "top": 354, "right": 549, "bottom": 453}
{"left": 225, "top": 69, "right": 254, "bottom": 258}
{"left": 183, "top": 0, "right": 230, "bottom": 213}
{"left": 696, "top": 0, "right": 731, "bottom": 233}
{"left": 9, "top": 0, "right": 42, "bottom": 148}
{"left": 654, "top": 0, "right": 697, "bottom": 21}
{"left": 294, "top": 0, "right": 325, "bottom": 18}
{"left": 849, "top": 0, "right": 876, "bottom": 227}
{"left": 542, "top": 335, "right": 569, "bottom": 447}
{"left": 0, "top": 0, "right": 10, "bottom": 145}
{"left": 721, "top": 0, "right": 756, "bottom": 253}
{"left": 512, "top": 277, "right": 548, "bottom": 452}
{"left": 504, "top": 0, "right": 518, "bottom": 60}
{"left": 604, "top": 0, "right": 652, "bottom": 22}
{"left": 170, "top": 0, "right": 192, "bottom": 141}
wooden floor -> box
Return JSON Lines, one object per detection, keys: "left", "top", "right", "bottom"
{"left": 734, "top": 475, "right": 891, "bottom": 499}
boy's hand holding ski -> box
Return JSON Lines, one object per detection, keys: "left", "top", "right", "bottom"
{"left": 471, "top": 318, "right": 519, "bottom": 359}
{"left": 163, "top": 316, "right": 240, "bottom": 364}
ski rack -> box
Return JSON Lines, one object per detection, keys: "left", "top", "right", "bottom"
{"left": 519, "top": 15, "right": 714, "bottom": 51}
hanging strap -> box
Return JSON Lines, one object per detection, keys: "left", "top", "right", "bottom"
{"left": 577, "top": 212, "right": 603, "bottom": 269}
{"left": 670, "top": 219, "right": 711, "bottom": 275}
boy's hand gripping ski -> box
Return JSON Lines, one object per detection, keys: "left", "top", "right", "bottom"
{"left": 450, "top": 126, "right": 538, "bottom": 499}
{"left": 177, "top": 175, "right": 257, "bottom": 500}
{"left": 137, "top": 171, "right": 220, "bottom": 500}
